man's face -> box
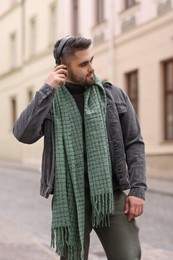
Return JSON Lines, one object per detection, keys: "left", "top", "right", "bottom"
{"left": 65, "top": 48, "right": 95, "bottom": 86}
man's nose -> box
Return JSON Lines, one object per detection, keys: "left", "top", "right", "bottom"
{"left": 88, "top": 62, "right": 94, "bottom": 72}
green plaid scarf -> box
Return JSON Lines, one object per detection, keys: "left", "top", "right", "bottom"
{"left": 51, "top": 77, "right": 115, "bottom": 260}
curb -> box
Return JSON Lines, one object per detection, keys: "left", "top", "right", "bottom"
{"left": 147, "top": 178, "right": 173, "bottom": 197}
{"left": 1, "top": 160, "right": 173, "bottom": 197}
{"left": 0, "top": 160, "right": 41, "bottom": 173}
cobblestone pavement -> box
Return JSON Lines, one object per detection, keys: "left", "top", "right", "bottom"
{"left": 1, "top": 217, "right": 173, "bottom": 260}
{"left": 0, "top": 161, "right": 173, "bottom": 260}
{"left": 0, "top": 218, "right": 57, "bottom": 260}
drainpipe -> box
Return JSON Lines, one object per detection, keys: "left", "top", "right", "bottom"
{"left": 108, "top": 0, "right": 115, "bottom": 83}
{"left": 21, "top": 0, "right": 25, "bottom": 64}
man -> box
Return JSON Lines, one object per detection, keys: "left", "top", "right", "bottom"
{"left": 13, "top": 36, "right": 147, "bottom": 260}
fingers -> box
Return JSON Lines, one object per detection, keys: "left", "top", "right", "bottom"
{"left": 124, "top": 198, "right": 129, "bottom": 215}
{"left": 54, "top": 65, "right": 68, "bottom": 76}
{"left": 124, "top": 196, "right": 144, "bottom": 222}
{"left": 46, "top": 65, "right": 68, "bottom": 88}
{"left": 128, "top": 207, "right": 143, "bottom": 222}
{"left": 53, "top": 65, "right": 68, "bottom": 86}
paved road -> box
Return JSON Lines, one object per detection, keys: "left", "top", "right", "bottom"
{"left": 0, "top": 162, "right": 173, "bottom": 259}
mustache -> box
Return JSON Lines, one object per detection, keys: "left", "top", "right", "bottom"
{"left": 87, "top": 71, "right": 94, "bottom": 77}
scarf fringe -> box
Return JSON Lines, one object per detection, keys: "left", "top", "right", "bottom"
{"left": 68, "top": 245, "right": 84, "bottom": 260}
{"left": 91, "top": 192, "right": 115, "bottom": 227}
{"left": 51, "top": 227, "right": 68, "bottom": 256}
{"left": 51, "top": 227, "right": 84, "bottom": 260}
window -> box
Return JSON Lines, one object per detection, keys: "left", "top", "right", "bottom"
{"left": 10, "top": 32, "right": 17, "bottom": 68}
{"left": 30, "top": 17, "right": 37, "bottom": 55}
{"left": 11, "top": 97, "right": 17, "bottom": 126}
{"left": 125, "top": 0, "right": 136, "bottom": 9}
{"left": 95, "top": 0, "right": 104, "bottom": 25}
{"left": 28, "top": 89, "right": 34, "bottom": 103}
{"left": 50, "top": 4, "right": 57, "bottom": 44}
{"left": 72, "top": 0, "right": 78, "bottom": 35}
{"left": 9, "top": 0, "right": 17, "bottom": 6}
{"left": 163, "top": 59, "right": 173, "bottom": 140}
{"left": 126, "top": 70, "right": 138, "bottom": 115}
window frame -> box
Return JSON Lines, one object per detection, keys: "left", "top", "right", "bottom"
{"left": 126, "top": 70, "right": 139, "bottom": 115}
{"left": 10, "top": 32, "right": 17, "bottom": 68}
{"left": 50, "top": 3, "right": 57, "bottom": 45}
{"left": 27, "top": 88, "right": 34, "bottom": 103}
{"left": 30, "top": 16, "right": 37, "bottom": 56}
{"left": 11, "top": 96, "right": 17, "bottom": 128}
{"left": 95, "top": 0, "right": 105, "bottom": 25}
{"left": 124, "top": 0, "right": 136, "bottom": 10}
{"left": 163, "top": 58, "right": 173, "bottom": 141}
{"left": 72, "top": 0, "right": 79, "bottom": 35}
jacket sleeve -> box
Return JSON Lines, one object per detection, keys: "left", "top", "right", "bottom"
{"left": 119, "top": 90, "right": 147, "bottom": 199}
{"left": 13, "top": 84, "right": 56, "bottom": 144}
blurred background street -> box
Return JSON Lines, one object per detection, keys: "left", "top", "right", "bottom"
{"left": 0, "top": 161, "right": 173, "bottom": 260}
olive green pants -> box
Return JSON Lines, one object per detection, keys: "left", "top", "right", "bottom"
{"left": 61, "top": 190, "right": 141, "bottom": 260}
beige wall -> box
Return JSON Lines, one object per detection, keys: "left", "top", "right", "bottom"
{"left": 115, "top": 12, "right": 173, "bottom": 155}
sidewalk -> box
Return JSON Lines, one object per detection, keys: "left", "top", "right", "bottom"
{"left": 147, "top": 177, "right": 173, "bottom": 196}
{"left": 0, "top": 217, "right": 59, "bottom": 260}
{"left": 1, "top": 216, "right": 173, "bottom": 260}
{"left": 0, "top": 160, "right": 173, "bottom": 259}
{"left": 1, "top": 159, "right": 173, "bottom": 196}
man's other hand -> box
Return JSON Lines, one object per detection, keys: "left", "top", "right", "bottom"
{"left": 124, "top": 196, "right": 144, "bottom": 221}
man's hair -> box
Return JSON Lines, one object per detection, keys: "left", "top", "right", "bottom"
{"left": 53, "top": 36, "right": 92, "bottom": 63}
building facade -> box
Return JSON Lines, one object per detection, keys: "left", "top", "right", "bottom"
{"left": 0, "top": 0, "right": 173, "bottom": 178}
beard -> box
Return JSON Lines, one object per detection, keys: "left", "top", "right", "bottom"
{"left": 67, "top": 69, "right": 95, "bottom": 86}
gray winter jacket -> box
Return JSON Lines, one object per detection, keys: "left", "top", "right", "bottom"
{"left": 13, "top": 82, "right": 147, "bottom": 199}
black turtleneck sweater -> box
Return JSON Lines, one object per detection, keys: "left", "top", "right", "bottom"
{"left": 65, "top": 82, "right": 89, "bottom": 188}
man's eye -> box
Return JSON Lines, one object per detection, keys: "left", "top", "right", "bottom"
{"left": 81, "top": 63, "right": 87, "bottom": 67}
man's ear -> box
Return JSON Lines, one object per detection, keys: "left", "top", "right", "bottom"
{"left": 61, "top": 56, "right": 70, "bottom": 67}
